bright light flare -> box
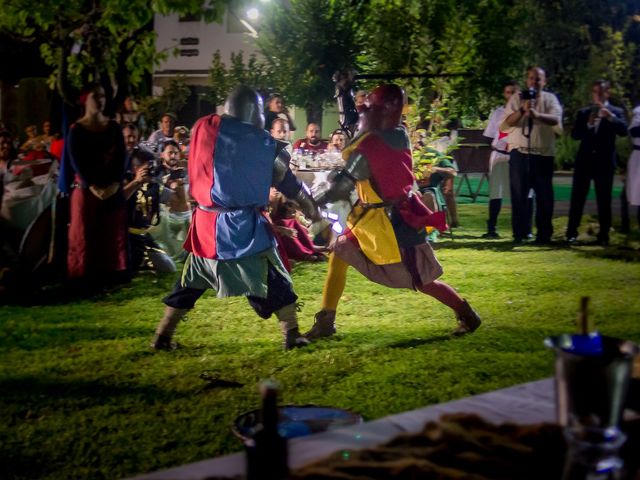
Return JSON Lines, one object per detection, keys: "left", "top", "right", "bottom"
{"left": 246, "top": 8, "right": 260, "bottom": 21}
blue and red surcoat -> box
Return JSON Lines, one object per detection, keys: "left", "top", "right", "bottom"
{"left": 185, "top": 114, "right": 277, "bottom": 260}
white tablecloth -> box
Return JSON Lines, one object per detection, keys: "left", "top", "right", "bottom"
{"left": 294, "top": 169, "right": 355, "bottom": 233}
{"left": 130, "top": 378, "right": 556, "bottom": 479}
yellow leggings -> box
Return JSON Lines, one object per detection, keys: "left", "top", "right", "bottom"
{"left": 321, "top": 253, "right": 349, "bottom": 311}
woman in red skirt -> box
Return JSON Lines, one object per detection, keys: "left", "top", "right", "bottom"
{"left": 63, "top": 84, "right": 128, "bottom": 287}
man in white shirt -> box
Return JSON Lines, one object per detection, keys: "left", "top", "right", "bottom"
{"left": 147, "top": 113, "right": 175, "bottom": 150}
{"left": 501, "top": 66, "right": 562, "bottom": 244}
{"left": 482, "top": 80, "right": 518, "bottom": 239}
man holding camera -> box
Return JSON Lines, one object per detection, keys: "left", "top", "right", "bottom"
{"left": 565, "top": 80, "right": 628, "bottom": 246}
{"left": 501, "top": 66, "right": 562, "bottom": 244}
{"left": 123, "top": 148, "right": 177, "bottom": 274}
{"left": 148, "top": 140, "right": 192, "bottom": 262}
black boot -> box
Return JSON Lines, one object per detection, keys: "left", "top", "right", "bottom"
{"left": 282, "top": 327, "right": 311, "bottom": 350}
{"left": 482, "top": 199, "right": 502, "bottom": 239}
{"left": 276, "top": 304, "right": 311, "bottom": 350}
{"left": 304, "top": 310, "right": 337, "bottom": 339}
{"left": 452, "top": 300, "right": 481, "bottom": 336}
{"left": 151, "top": 306, "right": 188, "bottom": 350}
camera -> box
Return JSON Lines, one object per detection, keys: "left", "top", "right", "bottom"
{"left": 148, "top": 157, "right": 163, "bottom": 179}
{"left": 130, "top": 145, "right": 163, "bottom": 183}
{"left": 590, "top": 104, "right": 601, "bottom": 117}
{"left": 168, "top": 167, "right": 187, "bottom": 181}
{"left": 520, "top": 88, "right": 537, "bottom": 101}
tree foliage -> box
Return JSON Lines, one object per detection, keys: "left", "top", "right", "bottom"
{"left": 0, "top": 0, "right": 230, "bottom": 103}
{"left": 253, "top": 0, "right": 363, "bottom": 126}
{"left": 208, "top": 50, "right": 274, "bottom": 107}
{"left": 248, "top": 0, "right": 638, "bottom": 129}
{"left": 251, "top": 0, "right": 526, "bottom": 127}
{"left": 515, "top": 0, "right": 640, "bottom": 118}
{"left": 138, "top": 76, "right": 190, "bottom": 135}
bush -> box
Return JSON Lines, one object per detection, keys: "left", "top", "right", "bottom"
{"left": 554, "top": 133, "right": 579, "bottom": 170}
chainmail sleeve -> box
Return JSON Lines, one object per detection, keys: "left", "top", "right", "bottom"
{"left": 272, "top": 142, "right": 322, "bottom": 222}
{"left": 313, "top": 151, "right": 369, "bottom": 206}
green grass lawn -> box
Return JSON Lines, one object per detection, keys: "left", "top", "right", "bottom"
{"left": 1, "top": 203, "right": 640, "bottom": 479}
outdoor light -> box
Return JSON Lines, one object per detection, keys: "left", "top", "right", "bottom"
{"left": 247, "top": 7, "right": 259, "bottom": 20}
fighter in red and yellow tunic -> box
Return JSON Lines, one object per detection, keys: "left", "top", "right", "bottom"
{"left": 306, "top": 84, "right": 481, "bottom": 339}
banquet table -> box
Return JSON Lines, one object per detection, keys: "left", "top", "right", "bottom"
{"left": 294, "top": 168, "right": 332, "bottom": 191}
{"left": 130, "top": 378, "right": 557, "bottom": 479}
{"left": 293, "top": 168, "right": 355, "bottom": 231}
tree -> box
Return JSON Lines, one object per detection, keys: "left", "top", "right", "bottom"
{"left": 138, "top": 76, "right": 190, "bottom": 135}
{"left": 208, "top": 50, "right": 274, "bottom": 107}
{"left": 0, "top": 0, "right": 230, "bottom": 104}
{"left": 253, "top": 0, "right": 363, "bottom": 126}
{"left": 356, "top": 0, "right": 525, "bottom": 125}
{"left": 514, "top": 0, "right": 640, "bottom": 119}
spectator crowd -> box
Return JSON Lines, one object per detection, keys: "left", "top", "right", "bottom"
{"left": 1, "top": 68, "right": 639, "bottom": 296}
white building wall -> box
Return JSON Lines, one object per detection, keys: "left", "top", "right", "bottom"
{"left": 152, "top": 11, "right": 341, "bottom": 138}
{"left": 153, "top": 12, "right": 258, "bottom": 84}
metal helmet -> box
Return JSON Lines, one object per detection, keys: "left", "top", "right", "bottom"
{"left": 224, "top": 86, "right": 265, "bottom": 129}
{"left": 361, "top": 84, "right": 405, "bottom": 131}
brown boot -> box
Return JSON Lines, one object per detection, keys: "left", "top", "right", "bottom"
{"left": 151, "top": 306, "right": 189, "bottom": 350}
{"left": 276, "top": 303, "right": 311, "bottom": 350}
{"left": 304, "top": 310, "right": 337, "bottom": 339}
{"left": 452, "top": 300, "right": 481, "bottom": 336}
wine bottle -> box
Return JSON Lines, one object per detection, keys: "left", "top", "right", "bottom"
{"left": 245, "top": 380, "right": 289, "bottom": 480}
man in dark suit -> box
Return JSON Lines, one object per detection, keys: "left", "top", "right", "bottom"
{"left": 566, "top": 80, "right": 628, "bottom": 245}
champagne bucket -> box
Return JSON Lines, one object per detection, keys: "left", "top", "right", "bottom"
{"left": 544, "top": 335, "right": 638, "bottom": 444}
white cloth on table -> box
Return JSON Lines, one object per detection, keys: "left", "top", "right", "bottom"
{"left": 1, "top": 161, "right": 58, "bottom": 231}
{"left": 297, "top": 169, "right": 355, "bottom": 231}
{"left": 129, "top": 379, "right": 556, "bottom": 480}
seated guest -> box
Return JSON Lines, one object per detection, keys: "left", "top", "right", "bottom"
{"left": 264, "top": 93, "right": 297, "bottom": 132}
{"left": 20, "top": 124, "right": 42, "bottom": 152}
{"left": 147, "top": 113, "right": 175, "bottom": 150}
{"left": 269, "top": 189, "right": 325, "bottom": 262}
{"left": 419, "top": 147, "right": 459, "bottom": 228}
{"left": 173, "top": 126, "right": 190, "bottom": 158}
{"left": 149, "top": 140, "right": 191, "bottom": 261}
{"left": 2, "top": 129, "right": 57, "bottom": 233}
{"left": 115, "top": 96, "right": 142, "bottom": 127}
{"left": 328, "top": 129, "right": 347, "bottom": 153}
{"left": 123, "top": 149, "right": 176, "bottom": 273}
{"left": 292, "top": 123, "right": 328, "bottom": 153}
{"left": 270, "top": 118, "right": 291, "bottom": 143}
{"left": 37, "top": 120, "right": 55, "bottom": 151}
{"left": 122, "top": 123, "right": 140, "bottom": 158}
